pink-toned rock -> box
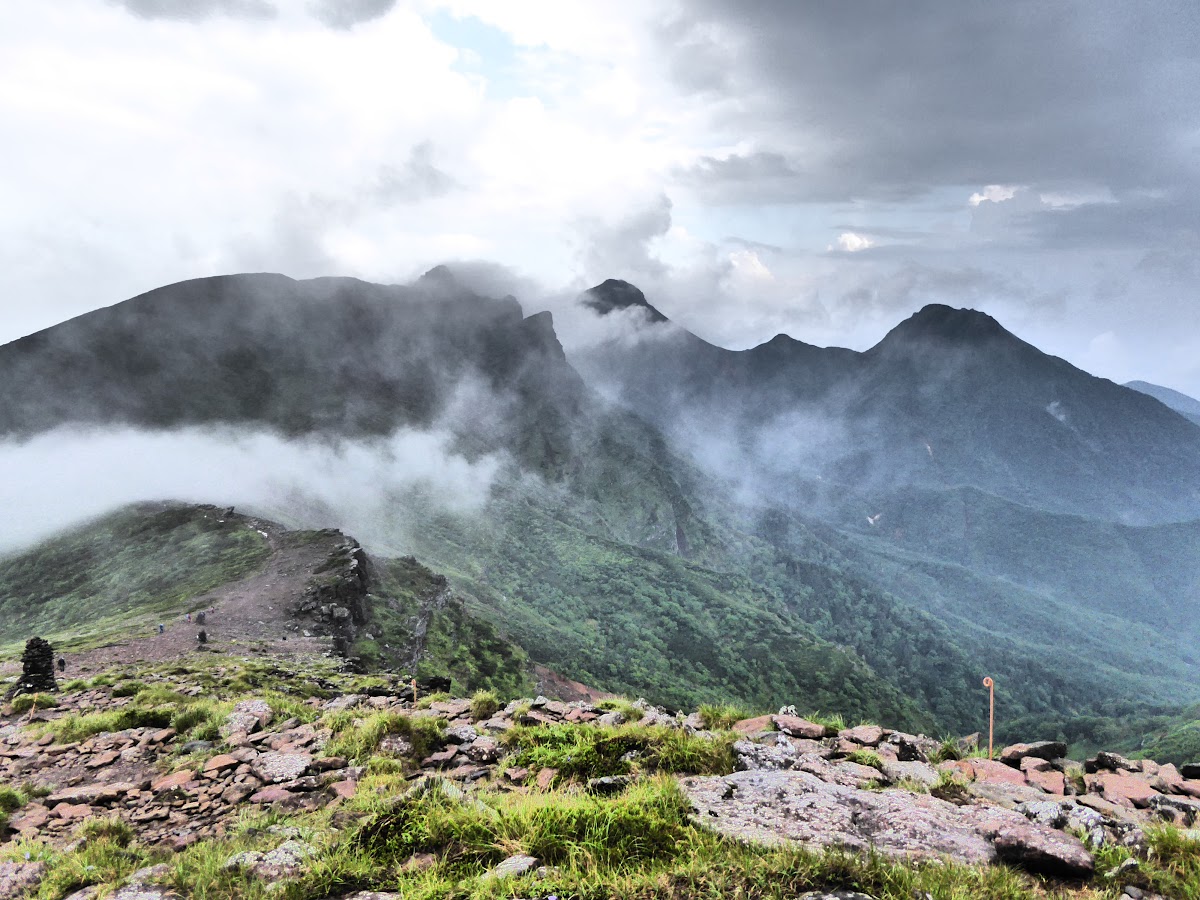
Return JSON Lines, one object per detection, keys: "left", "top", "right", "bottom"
{"left": 1024, "top": 768, "right": 1065, "bottom": 795}
{"left": 1093, "top": 772, "right": 1160, "bottom": 809}
{"left": 966, "top": 759, "right": 1028, "bottom": 787}
{"left": 1154, "top": 763, "right": 1183, "bottom": 788}
{"left": 421, "top": 748, "right": 458, "bottom": 767}
{"left": 564, "top": 708, "right": 598, "bottom": 723}
{"left": 1175, "top": 780, "right": 1200, "bottom": 799}
{"left": 202, "top": 754, "right": 240, "bottom": 775}
{"left": 9, "top": 804, "right": 50, "bottom": 834}
{"left": 87, "top": 750, "right": 120, "bottom": 768}
{"left": 329, "top": 780, "right": 357, "bottom": 800}
{"left": 53, "top": 802, "right": 93, "bottom": 820}
{"left": 841, "top": 725, "right": 885, "bottom": 746}
{"left": 151, "top": 770, "right": 196, "bottom": 793}
{"left": 1019, "top": 757, "right": 1052, "bottom": 774}
{"left": 249, "top": 786, "right": 295, "bottom": 804}
{"left": 535, "top": 767, "right": 558, "bottom": 790}
{"left": 220, "top": 783, "right": 256, "bottom": 805}
{"left": 313, "top": 756, "right": 348, "bottom": 771}
{"left": 772, "top": 715, "right": 827, "bottom": 740}
{"left": 46, "top": 782, "right": 137, "bottom": 805}
{"left": 732, "top": 715, "right": 774, "bottom": 735}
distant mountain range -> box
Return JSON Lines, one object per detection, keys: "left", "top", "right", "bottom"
{"left": 2, "top": 271, "right": 1199, "bottom": 740}
{"left": 575, "top": 280, "right": 1200, "bottom": 526}
{"left": 1126, "top": 380, "right": 1200, "bottom": 427}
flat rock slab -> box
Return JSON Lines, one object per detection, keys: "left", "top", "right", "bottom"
{"left": 253, "top": 752, "right": 312, "bottom": 783}
{"left": 999, "top": 742, "right": 1067, "bottom": 766}
{"left": 772, "top": 715, "right": 827, "bottom": 739}
{"left": 681, "top": 769, "right": 1093, "bottom": 878}
{"left": 682, "top": 770, "right": 997, "bottom": 864}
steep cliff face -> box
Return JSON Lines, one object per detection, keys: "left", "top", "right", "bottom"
{"left": 292, "top": 537, "right": 372, "bottom": 656}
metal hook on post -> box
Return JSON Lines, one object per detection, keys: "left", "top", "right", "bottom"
{"left": 982, "top": 676, "right": 995, "bottom": 760}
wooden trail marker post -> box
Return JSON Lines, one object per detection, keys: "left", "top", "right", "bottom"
{"left": 982, "top": 676, "right": 995, "bottom": 759}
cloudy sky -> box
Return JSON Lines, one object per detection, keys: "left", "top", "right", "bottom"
{"left": 3, "top": 0, "right": 1199, "bottom": 393}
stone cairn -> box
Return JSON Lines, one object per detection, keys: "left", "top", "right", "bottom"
{"left": 5, "top": 637, "right": 58, "bottom": 699}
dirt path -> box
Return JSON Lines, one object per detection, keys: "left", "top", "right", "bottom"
{"left": 52, "top": 514, "right": 346, "bottom": 678}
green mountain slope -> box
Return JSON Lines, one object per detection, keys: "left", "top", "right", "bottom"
{"left": 0, "top": 504, "right": 269, "bottom": 653}
{"left": 397, "top": 487, "right": 934, "bottom": 731}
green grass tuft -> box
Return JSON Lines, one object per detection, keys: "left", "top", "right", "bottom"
{"left": 469, "top": 689, "right": 501, "bottom": 722}
{"left": 502, "top": 723, "right": 735, "bottom": 784}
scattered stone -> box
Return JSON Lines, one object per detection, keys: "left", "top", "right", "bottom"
{"left": 1089, "top": 773, "right": 1159, "bottom": 809}
{"left": 482, "top": 854, "right": 538, "bottom": 881}
{"left": 840, "top": 725, "right": 885, "bottom": 746}
{"left": 1087, "top": 751, "right": 1139, "bottom": 774}
{"left": 1105, "top": 857, "right": 1140, "bottom": 879}
{"left": 999, "top": 741, "right": 1067, "bottom": 767}
{"left": 587, "top": 775, "right": 634, "bottom": 795}
{"left": 771, "top": 714, "right": 827, "bottom": 739}
{"left": 880, "top": 760, "right": 939, "bottom": 788}
{"left": 151, "top": 770, "right": 196, "bottom": 793}
{"left": 0, "top": 861, "right": 47, "bottom": 900}
{"left": 960, "top": 758, "right": 1029, "bottom": 787}
{"left": 250, "top": 786, "right": 297, "bottom": 805}
{"left": 252, "top": 751, "right": 312, "bottom": 784}
{"left": 988, "top": 822, "right": 1094, "bottom": 878}
{"left": 202, "top": 754, "right": 240, "bottom": 775}
{"left": 223, "top": 700, "right": 273, "bottom": 737}
{"left": 724, "top": 715, "right": 772, "bottom": 734}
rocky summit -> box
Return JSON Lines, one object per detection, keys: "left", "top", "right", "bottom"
{"left": 1, "top": 656, "right": 1198, "bottom": 899}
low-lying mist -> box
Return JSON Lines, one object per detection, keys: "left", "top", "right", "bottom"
{"left": 0, "top": 425, "right": 505, "bottom": 557}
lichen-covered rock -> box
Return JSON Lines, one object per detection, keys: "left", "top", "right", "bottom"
{"left": 0, "top": 861, "right": 47, "bottom": 900}
{"left": 253, "top": 752, "right": 312, "bottom": 783}
{"left": 683, "top": 769, "right": 997, "bottom": 862}
{"left": 682, "top": 768, "right": 1093, "bottom": 878}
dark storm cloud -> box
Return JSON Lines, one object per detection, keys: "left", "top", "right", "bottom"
{"left": 669, "top": 1, "right": 1200, "bottom": 202}
{"left": 111, "top": 0, "right": 276, "bottom": 21}
{"left": 308, "top": 0, "right": 396, "bottom": 30}
{"left": 1003, "top": 192, "right": 1200, "bottom": 251}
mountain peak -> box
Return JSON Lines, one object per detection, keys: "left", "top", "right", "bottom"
{"left": 874, "top": 304, "right": 1012, "bottom": 349}
{"left": 581, "top": 279, "right": 668, "bottom": 324}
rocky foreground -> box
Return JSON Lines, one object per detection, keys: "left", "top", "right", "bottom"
{"left": 1, "top": 663, "right": 1199, "bottom": 899}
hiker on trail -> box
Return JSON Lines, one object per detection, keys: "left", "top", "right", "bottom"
{"left": 158, "top": 623, "right": 165, "bottom": 634}
{"left": 186, "top": 612, "right": 191, "bottom": 623}
{"left": 197, "top": 630, "right": 208, "bottom": 645}
{"left": 56, "top": 657, "right": 65, "bottom": 673}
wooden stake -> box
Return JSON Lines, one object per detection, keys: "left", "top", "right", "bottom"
{"left": 982, "top": 676, "right": 995, "bottom": 759}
